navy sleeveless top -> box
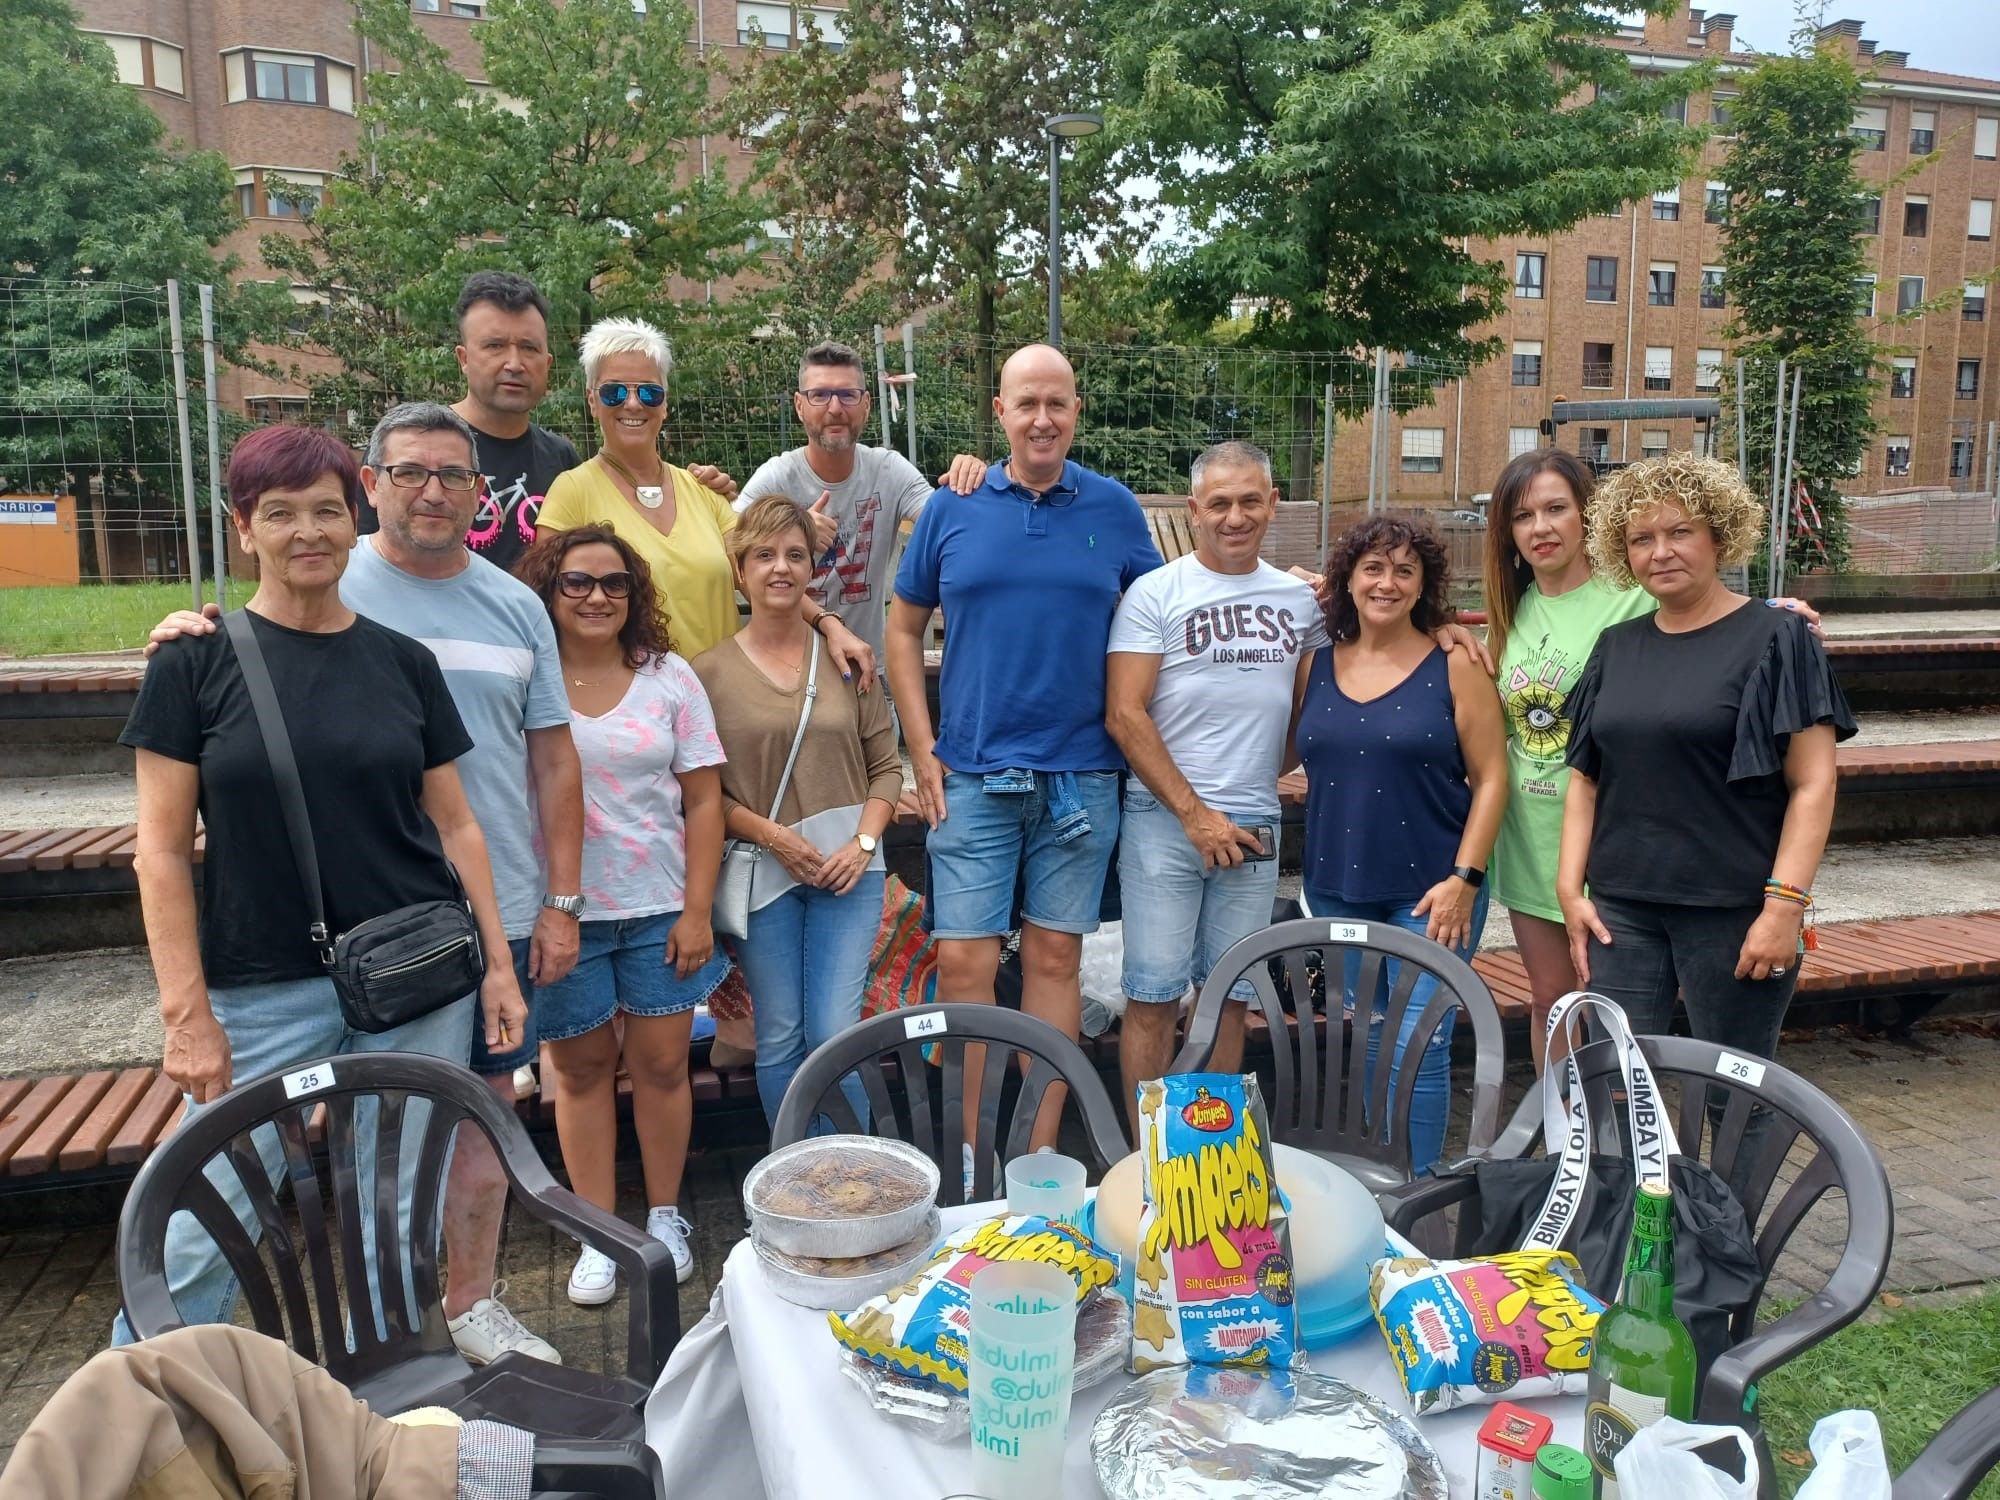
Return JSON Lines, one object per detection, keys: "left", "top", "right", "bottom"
{"left": 1296, "top": 645, "right": 1471, "bottom": 904}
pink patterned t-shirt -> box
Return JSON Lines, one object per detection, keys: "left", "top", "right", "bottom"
{"left": 569, "top": 654, "right": 726, "bottom": 918}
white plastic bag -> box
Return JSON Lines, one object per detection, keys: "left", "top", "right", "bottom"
{"left": 1077, "top": 921, "right": 1127, "bottom": 1037}
{"left": 1612, "top": 1417, "right": 1760, "bottom": 1499}
{"left": 1794, "top": 1411, "right": 1892, "bottom": 1500}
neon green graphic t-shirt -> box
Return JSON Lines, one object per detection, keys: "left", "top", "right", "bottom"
{"left": 1490, "top": 576, "right": 1654, "bottom": 921}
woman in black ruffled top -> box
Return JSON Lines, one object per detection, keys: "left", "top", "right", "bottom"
{"left": 1556, "top": 454, "right": 1854, "bottom": 1062}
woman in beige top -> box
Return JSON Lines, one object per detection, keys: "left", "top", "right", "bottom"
{"left": 692, "top": 496, "right": 904, "bottom": 1128}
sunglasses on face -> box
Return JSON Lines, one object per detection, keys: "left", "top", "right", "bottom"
{"left": 556, "top": 570, "right": 635, "bottom": 599}
{"left": 597, "top": 382, "right": 666, "bottom": 409}
{"left": 799, "top": 387, "right": 866, "bottom": 408}
{"left": 383, "top": 464, "right": 480, "bottom": 492}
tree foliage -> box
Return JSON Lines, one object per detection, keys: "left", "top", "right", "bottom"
{"left": 264, "top": 0, "right": 769, "bottom": 430}
{"left": 1721, "top": 45, "right": 1876, "bottom": 574}
{"left": 0, "top": 0, "right": 284, "bottom": 492}
{"left": 1098, "top": 0, "right": 1703, "bottom": 380}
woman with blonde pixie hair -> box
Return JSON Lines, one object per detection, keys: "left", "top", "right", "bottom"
{"left": 1558, "top": 454, "right": 1853, "bottom": 1083}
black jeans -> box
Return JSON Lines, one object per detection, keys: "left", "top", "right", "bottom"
{"left": 1586, "top": 893, "right": 1799, "bottom": 1198}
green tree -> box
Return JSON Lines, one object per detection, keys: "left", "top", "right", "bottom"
{"left": 264, "top": 0, "right": 770, "bottom": 430}
{"left": 0, "top": 0, "right": 284, "bottom": 504}
{"left": 1722, "top": 45, "right": 1876, "bottom": 574}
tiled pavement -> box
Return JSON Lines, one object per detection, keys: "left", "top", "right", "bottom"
{"left": 0, "top": 1020, "right": 1997, "bottom": 1469}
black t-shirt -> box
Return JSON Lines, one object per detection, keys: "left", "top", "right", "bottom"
{"left": 1564, "top": 602, "right": 1856, "bottom": 907}
{"left": 358, "top": 420, "right": 580, "bottom": 573}
{"left": 120, "top": 612, "right": 476, "bottom": 988}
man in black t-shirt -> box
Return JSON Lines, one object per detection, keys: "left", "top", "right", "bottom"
{"left": 357, "top": 271, "right": 737, "bottom": 572}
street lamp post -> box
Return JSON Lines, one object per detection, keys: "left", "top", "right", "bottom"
{"left": 1044, "top": 112, "right": 1103, "bottom": 347}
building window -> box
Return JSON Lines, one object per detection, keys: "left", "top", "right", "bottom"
{"left": 414, "top": 0, "right": 485, "bottom": 13}
{"left": 1904, "top": 195, "right": 1929, "bottom": 237}
{"left": 1512, "top": 341, "right": 1543, "bottom": 388}
{"left": 1514, "top": 252, "right": 1545, "bottom": 299}
{"left": 737, "top": 1, "right": 791, "bottom": 45}
{"left": 1898, "top": 276, "right": 1925, "bottom": 315}
{"left": 1695, "top": 348, "right": 1723, "bottom": 391}
{"left": 1858, "top": 194, "right": 1881, "bottom": 234}
{"left": 1852, "top": 106, "right": 1888, "bottom": 151}
{"left": 1972, "top": 199, "right": 1995, "bottom": 242}
{"left": 1910, "top": 109, "right": 1936, "bottom": 153}
{"left": 1580, "top": 427, "right": 1612, "bottom": 467}
{"left": 1952, "top": 438, "right": 1974, "bottom": 478}
{"left": 1890, "top": 358, "right": 1916, "bottom": 399}
{"left": 1959, "top": 359, "right": 1981, "bottom": 400}
{"left": 1400, "top": 428, "right": 1444, "bottom": 474}
{"left": 1583, "top": 342, "right": 1614, "bottom": 389}
{"left": 89, "top": 33, "right": 185, "bottom": 95}
{"left": 245, "top": 395, "right": 309, "bottom": 424}
{"left": 1705, "top": 182, "right": 1729, "bottom": 225}
{"left": 1651, "top": 185, "right": 1681, "bottom": 221}
{"left": 1854, "top": 276, "right": 1877, "bottom": 315}
{"left": 1640, "top": 430, "right": 1670, "bottom": 460}
{"left": 1586, "top": 256, "right": 1618, "bottom": 303}
{"left": 224, "top": 50, "right": 355, "bottom": 112}
{"left": 1661, "top": 96, "right": 1687, "bottom": 125}
{"left": 1967, "top": 283, "right": 1988, "bottom": 323}
{"left": 1648, "top": 263, "right": 1677, "bottom": 306}
{"left": 1643, "top": 346, "right": 1672, "bottom": 392}
{"left": 1980, "top": 117, "right": 2000, "bottom": 160}
{"left": 235, "top": 168, "right": 327, "bottom": 220}
{"left": 798, "top": 8, "right": 848, "bottom": 48}
{"left": 1711, "top": 95, "right": 1735, "bottom": 133}
{"left": 1885, "top": 436, "right": 1911, "bottom": 477}
{"left": 1509, "top": 427, "right": 1540, "bottom": 459}
{"left": 1699, "top": 266, "right": 1725, "bottom": 309}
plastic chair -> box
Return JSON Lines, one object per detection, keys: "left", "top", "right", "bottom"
{"left": 771, "top": 1003, "right": 1130, "bottom": 1205}
{"left": 534, "top": 1440, "right": 665, "bottom": 1498}
{"left": 1171, "top": 917, "right": 1508, "bottom": 1190}
{"left": 117, "top": 1052, "right": 679, "bottom": 1443}
{"left": 1380, "top": 1033, "right": 1893, "bottom": 1477}
{"left": 1894, "top": 1385, "right": 2000, "bottom": 1500}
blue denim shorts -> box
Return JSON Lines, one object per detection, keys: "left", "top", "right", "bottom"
{"left": 926, "top": 770, "right": 1121, "bottom": 939}
{"left": 531, "top": 913, "right": 732, "bottom": 1044}
{"left": 1117, "top": 787, "right": 1280, "bottom": 1004}
{"left": 470, "top": 937, "right": 539, "bottom": 1076}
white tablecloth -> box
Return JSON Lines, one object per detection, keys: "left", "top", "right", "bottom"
{"left": 646, "top": 1202, "right": 1584, "bottom": 1499}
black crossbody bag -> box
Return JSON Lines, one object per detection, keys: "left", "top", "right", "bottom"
{"left": 225, "top": 610, "right": 486, "bottom": 1033}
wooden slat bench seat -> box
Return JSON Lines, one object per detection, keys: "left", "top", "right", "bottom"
{"left": 0, "top": 668, "right": 144, "bottom": 695}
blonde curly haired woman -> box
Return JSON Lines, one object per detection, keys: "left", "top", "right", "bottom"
{"left": 1557, "top": 454, "right": 1854, "bottom": 1082}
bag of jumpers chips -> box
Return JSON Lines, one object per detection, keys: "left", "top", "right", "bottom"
{"left": 829, "top": 1213, "right": 1119, "bottom": 1393}
{"left": 1130, "top": 1074, "right": 1299, "bottom": 1374}
{"left": 1369, "top": 1249, "right": 1606, "bottom": 1415}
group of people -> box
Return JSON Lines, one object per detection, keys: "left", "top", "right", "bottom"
{"left": 118, "top": 268, "right": 1855, "bottom": 1363}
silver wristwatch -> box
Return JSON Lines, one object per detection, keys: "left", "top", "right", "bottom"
{"left": 542, "top": 893, "right": 586, "bottom": 918}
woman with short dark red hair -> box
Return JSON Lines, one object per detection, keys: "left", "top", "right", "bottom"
{"left": 112, "top": 424, "right": 524, "bottom": 1345}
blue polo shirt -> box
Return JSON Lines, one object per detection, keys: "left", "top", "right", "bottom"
{"left": 895, "top": 460, "right": 1161, "bottom": 773}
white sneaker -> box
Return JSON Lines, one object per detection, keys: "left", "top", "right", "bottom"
{"left": 646, "top": 1205, "right": 695, "bottom": 1285}
{"left": 447, "top": 1282, "right": 561, "bottom": 1365}
{"left": 567, "top": 1245, "right": 618, "bottom": 1306}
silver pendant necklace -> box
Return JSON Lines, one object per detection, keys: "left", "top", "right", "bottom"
{"left": 635, "top": 483, "right": 664, "bottom": 509}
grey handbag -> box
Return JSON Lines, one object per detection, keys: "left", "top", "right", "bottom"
{"left": 713, "top": 637, "right": 819, "bottom": 938}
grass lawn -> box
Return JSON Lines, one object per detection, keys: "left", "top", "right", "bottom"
{"left": 1759, "top": 1283, "right": 2000, "bottom": 1496}
{"left": 0, "top": 582, "right": 211, "bottom": 657}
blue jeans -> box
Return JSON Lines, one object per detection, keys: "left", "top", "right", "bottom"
{"left": 112, "top": 977, "right": 476, "bottom": 1346}
{"left": 469, "top": 938, "right": 538, "bottom": 1075}
{"left": 926, "top": 770, "right": 1121, "bottom": 938}
{"left": 731, "top": 871, "right": 885, "bottom": 1129}
{"left": 1118, "top": 788, "right": 1279, "bottom": 1003}
{"left": 1305, "top": 888, "right": 1491, "bottom": 1175}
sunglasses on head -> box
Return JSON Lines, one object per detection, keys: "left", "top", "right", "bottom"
{"left": 596, "top": 382, "right": 666, "bottom": 409}
{"left": 556, "top": 570, "right": 635, "bottom": 599}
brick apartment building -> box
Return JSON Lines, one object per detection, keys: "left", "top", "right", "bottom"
{"left": 74, "top": 0, "right": 2000, "bottom": 499}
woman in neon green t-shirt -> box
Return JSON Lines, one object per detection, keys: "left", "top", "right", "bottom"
{"left": 1482, "top": 450, "right": 1817, "bottom": 1066}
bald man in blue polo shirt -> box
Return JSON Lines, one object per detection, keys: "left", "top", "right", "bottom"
{"left": 887, "top": 344, "right": 1163, "bottom": 1156}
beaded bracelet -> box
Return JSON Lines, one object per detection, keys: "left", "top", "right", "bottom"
{"left": 1763, "top": 880, "right": 1812, "bottom": 908}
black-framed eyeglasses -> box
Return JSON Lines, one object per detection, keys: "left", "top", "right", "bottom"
{"left": 556, "top": 570, "right": 635, "bottom": 599}
{"left": 799, "top": 386, "right": 866, "bottom": 408}
{"left": 383, "top": 463, "right": 480, "bottom": 492}
{"left": 597, "top": 382, "right": 666, "bottom": 409}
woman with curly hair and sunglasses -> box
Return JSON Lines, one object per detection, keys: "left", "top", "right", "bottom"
{"left": 1559, "top": 454, "right": 1853, "bottom": 1074}
{"left": 1292, "top": 514, "right": 1508, "bottom": 1173}
{"left": 514, "top": 524, "right": 731, "bottom": 1303}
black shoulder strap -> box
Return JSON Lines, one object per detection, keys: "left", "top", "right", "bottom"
{"left": 222, "top": 610, "right": 331, "bottom": 961}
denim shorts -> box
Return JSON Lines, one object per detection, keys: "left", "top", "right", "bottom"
{"left": 1118, "top": 787, "right": 1280, "bottom": 1004}
{"left": 926, "top": 770, "right": 1121, "bottom": 939}
{"left": 531, "top": 913, "right": 732, "bottom": 1044}
{"left": 470, "top": 937, "right": 538, "bottom": 1076}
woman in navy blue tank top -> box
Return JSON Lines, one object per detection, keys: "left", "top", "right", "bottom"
{"left": 1290, "top": 516, "right": 1508, "bottom": 1172}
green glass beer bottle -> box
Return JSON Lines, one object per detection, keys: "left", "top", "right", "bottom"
{"left": 1584, "top": 1183, "right": 1698, "bottom": 1497}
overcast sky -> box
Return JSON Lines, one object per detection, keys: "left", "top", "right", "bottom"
{"left": 1645, "top": 0, "right": 2000, "bottom": 80}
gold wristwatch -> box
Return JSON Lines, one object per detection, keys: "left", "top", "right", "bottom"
{"left": 856, "top": 833, "right": 879, "bottom": 854}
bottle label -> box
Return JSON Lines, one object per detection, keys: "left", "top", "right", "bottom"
{"left": 1586, "top": 1383, "right": 1667, "bottom": 1497}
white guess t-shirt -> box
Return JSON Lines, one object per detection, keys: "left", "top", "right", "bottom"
{"left": 565, "top": 655, "right": 727, "bottom": 919}
{"left": 1107, "top": 555, "right": 1326, "bottom": 816}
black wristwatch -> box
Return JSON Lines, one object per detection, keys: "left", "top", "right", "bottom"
{"left": 1451, "top": 865, "right": 1486, "bottom": 888}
